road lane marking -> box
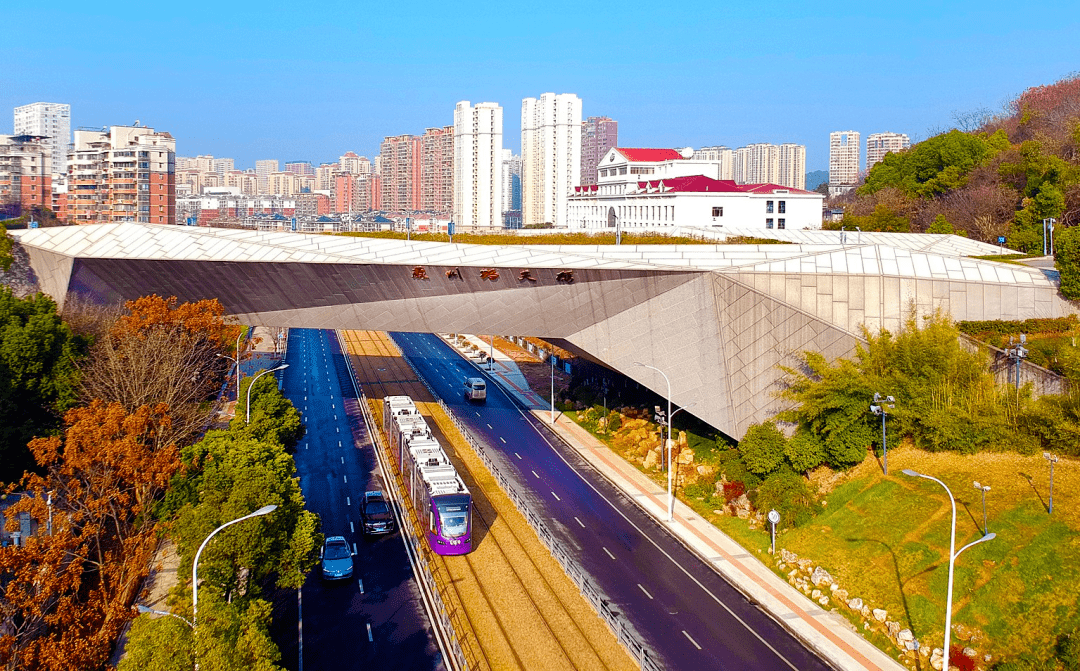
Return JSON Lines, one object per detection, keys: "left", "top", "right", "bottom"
{"left": 366, "top": 623, "right": 373, "bottom": 642}
{"left": 638, "top": 584, "right": 654, "bottom": 600}
{"left": 603, "top": 546, "right": 615, "bottom": 560}
{"left": 336, "top": 427, "right": 340, "bottom": 433}
{"left": 682, "top": 630, "right": 702, "bottom": 650}
{"left": 358, "top": 579, "right": 364, "bottom": 594}
{"left": 346, "top": 496, "right": 351, "bottom": 506}
{"left": 574, "top": 516, "right": 585, "bottom": 528}
{"left": 486, "top": 423, "right": 492, "bottom": 429}
{"left": 352, "top": 543, "right": 357, "bottom": 554}
{"left": 515, "top": 452, "right": 522, "bottom": 459}
{"left": 339, "top": 441, "right": 342, "bottom": 447}
{"left": 532, "top": 470, "right": 539, "bottom": 479}
{"left": 343, "top": 475, "right": 348, "bottom": 484}
{"left": 350, "top": 521, "right": 355, "bottom": 533}
{"left": 297, "top": 590, "right": 303, "bottom": 671}
{"left": 500, "top": 437, "right": 506, "bottom": 443}
{"left": 551, "top": 491, "right": 561, "bottom": 501}
{"left": 475, "top": 412, "right": 480, "bottom": 417}
{"left": 334, "top": 415, "right": 337, "bottom": 421}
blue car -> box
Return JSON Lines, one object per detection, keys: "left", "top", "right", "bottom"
{"left": 320, "top": 536, "right": 354, "bottom": 581}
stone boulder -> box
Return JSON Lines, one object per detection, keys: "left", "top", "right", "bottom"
{"left": 872, "top": 608, "right": 888, "bottom": 622}
{"left": 780, "top": 549, "right": 799, "bottom": 564}
{"left": 810, "top": 566, "right": 833, "bottom": 587}
{"left": 846, "top": 597, "right": 864, "bottom": 611}
{"left": 643, "top": 449, "right": 660, "bottom": 470}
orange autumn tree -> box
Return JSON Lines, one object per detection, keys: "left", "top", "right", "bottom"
{"left": 114, "top": 294, "right": 238, "bottom": 348}
{"left": 0, "top": 401, "right": 182, "bottom": 671}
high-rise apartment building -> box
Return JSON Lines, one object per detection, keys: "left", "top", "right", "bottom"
{"left": 866, "top": 132, "right": 910, "bottom": 169}
{"left": 213, "top": 158, "right": 234, "bottom": 175}
{"left": 255, "top": 160, "right": 278, "bottom": 194}
{"left": 501, "top": 150, "right": 522, "bottom": 214}
{"left": 693, "top": 146, "right": 735, "bottom": 180}
{"left": 268, "top": 171, "right": 302, "bottom": 196}
{"left": 13, "top": 102, "right": 70, "bottom": 181}
{"left": 453, "top": 101, "right": 502, "bottom": 228}
{"left": 580, "top": 116, "right": 618, "bottom": 186}
{"left": 380, "top": 134, "right": 421, "bottom": 214}
{"left": 829, "top": 131, "right": 860, "bottom": 195}
{"left": 0, "top": 135, "right": 52, "bottom": 216}
{"left": 421, "top": 126, "right": 454, "bottom": 216}
{"left": 339, "top": 151, "right": 371, "bottom": 175}
{"left": 778, "top": 143, "right": 806, "bottom": 190}
{"left": 66, "top": 124, "right": 175, "bottom": 224}
{"left": 284, "top": 161, "right": 314, "bottom": 176}
{"left": 521, "top": 93, "right": 581, "bottom": 228}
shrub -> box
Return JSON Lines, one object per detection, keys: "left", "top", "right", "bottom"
{"left": 1056, "top": 225, "right": 1080, "bottom": 300}
{"left": 683, "top": 480, "right": 714, "bottom": 500}
{"left": 824, "top": 421, "right": 874, "bottom": 468}
{"left": 926, "top": 214, "right": 956, "bottom": 234}
{"left": 753, "top": 471, "right": 819, "bottom": 529}
{"left": 737, "top": 422, "right": 787, "bottom": 476}
{"left": 606, "top": 411, "right": 622, "bottom": 433}
{"left": 1058, "top": 629, "right": 1080, "bottom": 670}
{"left": 785, "top": 428, "right": 825, "bottom": 473}
{"left": 722, "top": 481, "right": 746, "bottom": 503}
{"left": 716, "top": 448, "right": 762, "bottom": 490}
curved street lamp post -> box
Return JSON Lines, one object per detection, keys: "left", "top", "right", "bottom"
{"left": 246, "top": 364, "right": 289, "bottom": 423}
{"left": 870, "top": 393, "right": 895, "bottom": 475}
{"left": 193, "top": 505, "right": 278, "bottom": 631}
{"left": 901, "top": 469, "right": 995, "bottom": 671}
{"left": 633, "top": 362, "right": 675, "bottom": 521}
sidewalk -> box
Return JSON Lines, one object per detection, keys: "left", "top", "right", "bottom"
{"left": 441, "top": 334, "right": 548, "bottom": 409}
{"left": 448, "top": 334, "right": 905, "bottom": 671}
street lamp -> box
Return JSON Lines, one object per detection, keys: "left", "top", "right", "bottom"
{"left": 1043, "top": 217, "right": 1057, "bottom": 256}
{"left": 135, "top": 603, "right": 193, "bottom": 629}
{"left": 633, "top": 361, "right": 674, "bottom": 521}
{"left": 1044, "top": 452, "right": 1059, "bottom": 514}
{"left": 973, "top": 481, "right": 991, "bottom": 535}
{"left": 901, "top": 469, "right": 996, "bottom": 671}
{"left": 193, "top": 505, "right": 278, "bottom": 629}
{"left": 217, "top": 328, "right": 246, "bottom": 404}
{"left": 549, "top": 351, "right": 556, "bottom": 424}
{"left": 245, "top": 364, "right": 289, "bottom": 423}
{"left": 869, "top": 393, "right": 896, "bottom": 475}
{"left": 1004, "top": 335, "right": 1028, "bottom": 398}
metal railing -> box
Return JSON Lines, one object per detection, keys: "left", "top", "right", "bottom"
{"left": 333, "top": 331, "right": 473, "bottom": 671}
{"left": 386, "top": 334, "right": 663, "bottom": 671}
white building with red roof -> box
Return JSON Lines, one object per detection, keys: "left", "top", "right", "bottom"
{"left": 569, "top": 147, "right": 823, "bottom": 231}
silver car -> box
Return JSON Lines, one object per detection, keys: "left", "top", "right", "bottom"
{"left": 320, "top": 536, "right": 354, "bottom": 581}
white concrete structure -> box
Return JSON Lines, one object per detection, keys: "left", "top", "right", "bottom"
{"left": 13, "top": 102, "right": 70, "bottom": 181}
{"left": 693, "top": 146, "right": 735, "bottom": 180}
{"left": 829, "top": 131, "right": 860, "bottom": 196}
{"left": 453, "top": 101, "right": 503, "bottom": 229}
{"left": 521, "top": 93, "right": 581, "bottom": 228}
{"left": 570, "top": 148, "right": 822, "bottom": 231}
{"left": 866, "top": 132, "right": 910, "bottom": 169}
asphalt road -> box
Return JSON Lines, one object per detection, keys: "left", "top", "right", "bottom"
{"left": 274, "top": 328, "right": 441, "bottom": 671}
{"left": 391, "top": 331, "right": 835, "bottom": 671}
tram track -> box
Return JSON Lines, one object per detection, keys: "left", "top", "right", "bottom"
{"left": 340, "top": 330, "right": 636, "bottom": 671}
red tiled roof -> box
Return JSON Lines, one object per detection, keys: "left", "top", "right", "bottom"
{"left": 738, "top": 183, "right": 817, "bottom": 195}
{"left": 614, "top": 148, "right": 684, "bottom": 162}
{"left": 637, "top": 176, "right": 744, "bottom": 193}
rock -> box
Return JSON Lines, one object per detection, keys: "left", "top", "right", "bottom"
{"left": 677, "top": 448, "right": 694, "bottom": 465}
{"left": 712, "top": 510, "right": 725, "bottom": 516}
{"left": 872, "top": 608, "right": 888, "bottom": 622}
{"left": 832, "top": 588, "right": 849, "bottom": 602}
{"left": 887, "top": 621, "right": 900, "bottom": 638}
{"left": 954, "top": 623, "right": 973, "bottom": 641}
{"left": 904, "top": 640, "right": 919, "bottom": 652}
{"left": 811, "top": 589, "right": 822, "bottom": 599}
{"left": 797, "top": 558, "right": 814, "bottom": 571}
{"left": 920, "top": 645, "right": 930, "bottom": 657}
{"left": 847, "top": 597, "right": 864, "bottom": 611}
{"left": 780, "top": 549, "right": 799, "bottom": 564}
{"left": 810, "top": 566, "right": 833, "bottom": 587}
{"left": 788, "top": 569, "right": 798, "bottom": 579}
{"left": 897, "top": 629, "right": 914, "bottom": 645}
{"left": 643, "top": 449, "right": 659, "bottom": 470}
{"left": 860, "top": 606, "right": 870, "bottom": 618}
{"left": 817, "top": 596, "right": 829, "bottom": 606}
{"left": 963, "top": 647, "right": 976, "bottom": 658}
{"left": 864, "top": 622, "right": 870, "bottom": 630}
{"left": 930, "top": 647, "right": 943, "bottom": 671}
{"left": 984, "top": 654, "right": 992, "bottom": 662}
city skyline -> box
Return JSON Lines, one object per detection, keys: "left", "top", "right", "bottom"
{"left": 3, "top": 1, "right": 1078, "bottom": 172}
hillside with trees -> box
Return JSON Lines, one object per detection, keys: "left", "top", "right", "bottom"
{"left": 830, "top": 73, "right": 1080, "bottom": 253}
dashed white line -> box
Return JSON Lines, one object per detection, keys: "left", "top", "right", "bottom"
{"left": 475, "top": 411, "right": 480, "bottom": 417}
{"left": 336, "top": 427, "right": 340, "bottom": 433}
{"left": 346, "top": 496, "right": 351, "bottom": 506}
{"left": 334, "top": 415, "right": 337, "bottom": 421}
{"left": 358, "top": 579, "right": 364, "bottom": 594}
{"left": 515, "top": 452, "right": 522, "bottom": 459}
{"left": 486, "top": 423, "right": 492, "bottom": 429}
{"left": 343, "top": 475, "right": 348, "bottom": 484}
{"left": 638, "top": 584, "right": 654, "bottom": 599}
{"left": 352, "top": 543, "right": 357, "bottom": 555}
{"left": 574, "top": 517, "right": 585, "bottom": 528}
{"left": 350, "top": 521, "right": 354, "bottom": 533}
{"left": 682, "top": 630, "right": 702, "bottom": 650}
{"left": 602, "top": 546, "right": 616, "bottom": 560}
{"left": 551, "top": 491, "right": 561, "bottom": 501}
{"left": 339, "top": 441, "right": 342, "bottom": 448}
{"left": 532, "top": 470, "right": 540, "bottom": 478}
{"left": 366, "top": 623, "right": 373, "bottom": 642}
{"left": 341, "top": 457, "right": 344, "bottom": 464}
{"left": 499, "top": 437, "right": 506, "bottom": 444}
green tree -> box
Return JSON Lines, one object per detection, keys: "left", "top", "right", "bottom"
{"left": 1057, "top": 225, "right": 1080, "bottom": 300}
{"left": 861, "top": 129, "right": 1006, "bottom": 198}
{"left": 926, "top": 214, "right": 956, "bottom": 234}
{"left": 232, "top": 372, "right": 305, "bottom": 450}
{"left": 0, "top": 288, "right": 84, "bottom": 482}
{"left": 0, "top": 220, "right": 13, "bottom": 271}
{"left": 173, "top": 430, "right": 321, "bottom": 597}
{"left": 737, "top": 422, "right": 786, "bottom": 476}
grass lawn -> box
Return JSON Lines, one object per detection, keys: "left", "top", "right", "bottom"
{"left": 774, "top": 446, "right": 1080, "bottom": 660}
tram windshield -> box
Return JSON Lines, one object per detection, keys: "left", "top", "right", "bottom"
{"left": 436, "top": 496, "right": 470, "bottom": 537}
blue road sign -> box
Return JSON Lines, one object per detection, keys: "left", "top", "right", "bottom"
{"left": 998, "top": 236, "right": 1006, "bottom": 244}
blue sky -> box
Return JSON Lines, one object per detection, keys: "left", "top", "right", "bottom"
{"left": 3, "top": 1, "right": 1079, "bottom": 172}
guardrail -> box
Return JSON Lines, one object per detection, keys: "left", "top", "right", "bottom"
{"left": 333, "top": 331, "right": 473, "bottom": 671}
{"left": 386, "top": 334, "right": 664, "bottom": 671}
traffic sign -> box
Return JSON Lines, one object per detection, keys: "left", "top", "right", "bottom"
{"left": 768, "top": 510, "right": 780, "bottom": 525}
{"left": 997, "top": 236, "right": 1006, "bottom": 244}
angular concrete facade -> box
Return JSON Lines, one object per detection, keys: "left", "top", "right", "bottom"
{"left": 14, "top": 224, "right": 1075, "bottom": 439}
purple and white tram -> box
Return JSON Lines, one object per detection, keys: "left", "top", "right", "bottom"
{"left": 382, "top": 396, "right": 473, "bottom": 555}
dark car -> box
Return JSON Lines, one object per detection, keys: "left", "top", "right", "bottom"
{"left": 320, "top": 536, "right": 354, "bottom": 580}
{"left": 361, "top": 491, "right": 396, "bottom": 535}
